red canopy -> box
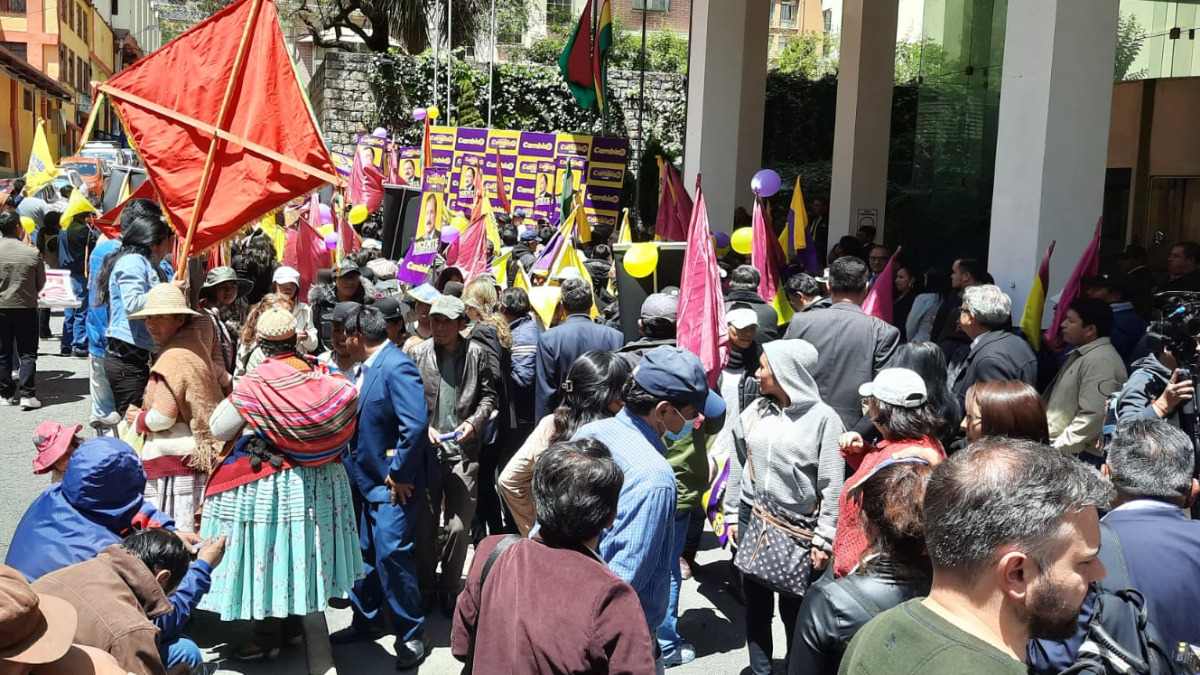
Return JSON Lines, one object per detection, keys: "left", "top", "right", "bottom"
{"left": 99, "top": 0, "right": 338, "bottom": 259}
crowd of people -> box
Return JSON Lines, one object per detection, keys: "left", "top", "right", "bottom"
{"left": 3, "top": 188, "right": 1200, "bottom": 675}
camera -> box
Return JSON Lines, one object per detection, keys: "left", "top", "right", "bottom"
{"left": 1147, "top": 292, "right": 1200, "bottom": 368}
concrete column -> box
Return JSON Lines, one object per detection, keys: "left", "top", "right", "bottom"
{"left": 989, "top": 0, "right": 1119, "bottom": 321}
{"left": 828, "top": 0, "right": 899, "bottom": 244}
{"left": 682, "top": 0, "right": 769, "bottom": 233}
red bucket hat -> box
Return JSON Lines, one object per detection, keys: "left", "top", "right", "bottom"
{"left": 32, "top": 422, "right": 83, "bottom": 475}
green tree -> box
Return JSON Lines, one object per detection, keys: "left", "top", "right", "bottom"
{"left": 774, "top": 32, "right": 838, "bottom": 80}
{"left": 294, "top": 0, "right": 485, "bottom": 53}
{"left": 1114, "top": 12, "right": 1147, "bottom": 81}
{"left": 495, "top": 0, "right": 529, "bottom": 44}
{"left": 454, "top": 62, "right": 487, "bottom": 127}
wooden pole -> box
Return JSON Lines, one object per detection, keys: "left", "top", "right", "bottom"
{"left": 174, "top": 0, "right": 265, "bottom": 277}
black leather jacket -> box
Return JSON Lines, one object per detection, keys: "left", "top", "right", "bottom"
{"left": 788, "top": 559, "right": 932, "bottom": 675}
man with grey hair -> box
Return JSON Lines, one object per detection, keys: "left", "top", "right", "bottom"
{"left": 950, "top": 284, "right": 1038, "bottom": 409}
{"left": 840, "top": 437, "right": 1113, "bottom": 674}
{"left": 1098, "top": 419, "right": 1200, "bottom": 648}
{"left": 725, "top": 264, "right": 779, "bottom": 341}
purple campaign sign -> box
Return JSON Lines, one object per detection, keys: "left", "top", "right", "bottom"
{"left": 584, "top": 185, "right": 622, "bottom": 211}
{"left": 518, "top": 132, "right": 556, "bottom": 159}
{"left": 590, "top": 135, "right": 630, "bottom": 164}
{"left": 455, "top": 127, "right": 490, "bottom": 153}
{"left": 556, "top": 137, "right": 591, "bottom": 157}
{"left": 430, "top": 149, "right": 454, "bottom": 168}
{"left": 397, "top": 235, "right": 440, "bottom": 285}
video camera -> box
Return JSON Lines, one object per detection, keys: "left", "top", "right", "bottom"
{"left": 1147, "top": 292, "right": 1200, "bottom": 379}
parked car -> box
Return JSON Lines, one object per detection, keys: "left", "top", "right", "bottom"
{"left": 59, "top": 157, "right": 109, "bottom": 203}
{"left": 78, "top": 142, "right": 123, "bottom": 171}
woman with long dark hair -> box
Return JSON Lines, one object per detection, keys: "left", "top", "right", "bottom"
{"left": 906, "top": 267, "right": 951, "bottom": 342}
{"left": 962, "top": 380, "right": 1050, "bottom": 443}
{"left": 789, "top": 461, "right": 934, "bottom": 675}
{"left": 889, "top": 341, "right": 962, "bottom": 448}
{"left": 832, "top": 368, "right": 944, "bottom": 578}
{"left": 96, "top": 212, "right": 173, "bottom": 416}
{"left": 892, "top": 265, "right": 920, "bottom": 341}
{"left": 498, "top": 350, "right": 630, "bottom": 535}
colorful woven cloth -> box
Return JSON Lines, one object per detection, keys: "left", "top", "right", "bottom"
{"left": 231, "top": 356, "right": 358, "bottom": 466}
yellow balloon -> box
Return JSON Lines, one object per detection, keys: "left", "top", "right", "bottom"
{"left": 427, "top": 105, "right": 441, "bottom": 120}
{"left": 451, "top": 215, "right": 470, "bottom": 232}
{"left": 622, "top": 242, "right": 659, "bottom": 279}
{"left": 731, "top": 227, "right": 753, "bottom": 255}
{"left": 348, "top": 204, "right": 369, "bottom": 225}
{"left": 318, "top": 224, "right": 335, "bottom": 237}
{"left": 20, "top": 216, "right": 35, "bottom": 235}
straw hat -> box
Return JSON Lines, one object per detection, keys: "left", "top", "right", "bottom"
{"left": 128, "top": 284, "right": 199, "bottom": 318}
{"left": 256, "top": 307, "right": 297, "bottom": 341}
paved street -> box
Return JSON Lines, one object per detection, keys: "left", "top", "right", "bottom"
{"left": 1, "top": 318, "right": 783, "bottom": 674}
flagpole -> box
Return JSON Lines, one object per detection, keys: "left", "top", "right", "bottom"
{"left": 446, "top": 0, "right": 453, "bottom": 120}
{"left": 487, "top": 0, "right": 496, "bottom": 128}
{"left": 635, "top": 3, "right": 647, "bottom": 214}
{"left": 175, "top": 0, "right": 264, "bottom": 278}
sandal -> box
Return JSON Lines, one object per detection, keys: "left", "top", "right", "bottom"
{"left": 232, "top": 639, "right": 280, "bottom": 662}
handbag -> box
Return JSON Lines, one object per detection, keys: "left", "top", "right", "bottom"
{"left": 732, "top": 419, "right": 819, "bottom": 597}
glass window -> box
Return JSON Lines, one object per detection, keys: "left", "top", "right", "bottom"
{"left": 0, "top": 41, "right": 27, "bottom": 60}
{"left": 823, "top": 9, "right": 832, "bottom": 33}
{"left": 780, "top": 1, "right": 798, "bottom": 29}
{"left": 63, "top": 162, "right": 99, "bottom": 176}
{"left": 0, "top": 0, "right": 27, "bottom": 14}
{"left": 633, "top": 0, "right": 669, "bottom": 11}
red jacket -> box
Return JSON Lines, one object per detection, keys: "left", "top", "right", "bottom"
{"left": 452, "top": 534, "right": 656, "bottom": 674}
{"left": 832, "top": 437, "right": 944, "bottom": 578}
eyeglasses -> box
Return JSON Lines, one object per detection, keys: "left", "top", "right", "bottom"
{"left": 869, "top": 256, "right": 888, "bottom": 262}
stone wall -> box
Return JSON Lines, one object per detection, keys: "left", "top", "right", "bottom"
{"left": 309, "top": 50, "right": 687, "bottom": 169}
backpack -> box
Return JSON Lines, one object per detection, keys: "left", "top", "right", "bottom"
{"left": 1052, "top": 523, "right": 1181, "bottom": 675}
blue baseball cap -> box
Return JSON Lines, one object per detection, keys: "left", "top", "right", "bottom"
{"left": 632, "top": 346, "right": 726, "bottom": 419}
{"left": 514, "top": 208, "right": 528, "bottom": 218}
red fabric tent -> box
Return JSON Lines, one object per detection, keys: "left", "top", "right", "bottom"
{"left": 99, "top": 0, "right": 338, "bottom": 260}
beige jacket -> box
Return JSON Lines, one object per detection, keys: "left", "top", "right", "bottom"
{"left": 1046, "top": 338, "right": 1128, "bottom": 457}
{"left": 0, "top": 236, "right": 46, "bottom": 309}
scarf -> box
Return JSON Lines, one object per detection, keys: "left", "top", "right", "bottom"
{"left": 230, "top": 355, "right": 359, "bottom": 466}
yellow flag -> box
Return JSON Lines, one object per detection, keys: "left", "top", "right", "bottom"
{"left": 60, "top": 187, "right": 97, "bottom": 225}
{"left": 528, "top": 286, "right": 562, "bottom": 328}
{"left": 260, "top": 217, "right": 288, "bottom": 262}
{"left": 513, "top": 263, "right": 531, "bottom": 292}
{"left": 618, "top": 208, "right": 632, "bottom": 244}
{"left": 491, "top": 251, "right": 511, "bottom": 286}
{"left": 24, "top": 120, "right": 60, "bottom": 194}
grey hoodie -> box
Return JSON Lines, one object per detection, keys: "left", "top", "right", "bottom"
{"left": 720, "top": 339, "right": 846, "bottom": 552}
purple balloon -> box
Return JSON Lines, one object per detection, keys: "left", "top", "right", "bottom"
{"left": 371, "top": 127, "right": 388, "bottom": 139}
{"left": 318, "top": 203, "right": 334, "bottom": 225}
{"left": 412, "top": 107, "right": 428, "bottom": 121}
{"left": 712, "top": 231, "right": 731, "bottom": 249}
{"left": 751, "top": 169, "right": 781, "bottom": 198}
{"left": 440, "top": 226, "right": 460, "bottom": 244}
{"left": 324, "top": 232, "right": 339, "bottom": 250}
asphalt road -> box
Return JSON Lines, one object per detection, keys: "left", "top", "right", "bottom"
{"left": 0, "top": 318, "right": 784, "bottom": 674}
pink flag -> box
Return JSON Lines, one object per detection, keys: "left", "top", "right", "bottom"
{"left": 347, "top": 144, "right": 385, "bottom": 212}
{"left": 1045, "top": 219, "right": 1102, "bottom": 351}
{"left": 677, "top": 176, "right": 728, "bottom": 389}
{"left": 281, "top": 196, "right": 326, "bottom": 300}
{"left": 337, "top": 208, "right": 361, "bottom": 257}
{"left": 655, "top": 158, "right": 691, "bottom": 242}
{"left": 750, "top": 196, "right": 786, "bottom": 307}
{"left": 862, "top": 248, "right": 901, "bottom": 324}
{"left": 445, "top": 219, "right": 490, "bottom": 283}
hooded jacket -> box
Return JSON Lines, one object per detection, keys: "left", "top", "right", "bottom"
{"left": 5, "top": 438, "right": 211, "bottom": 648}
{"left": 720, "top": 339, "right": 845, "bottom": 551}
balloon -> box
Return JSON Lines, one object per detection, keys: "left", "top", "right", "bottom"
{"left": 427, "top": 105, "right": 441, "bottom": 120}
{"left": 20, "top": 216, "right": 35, "bottom": 235}
{"left": 412, "top": 107, "right": 427, "bottom": 121}
{"left": 440, "top": 226, "right": 460, "bottom": 244}
{"left": 324, "top": 232, "right": 339, "bottom": 251}
{"left": 318, "top": 203, "right": 334, "bottom": 225}
{"left": 371, "top": 127, "right": 388, "bottom": 139}
{"left": 731, "top": 227, "right": 753, "bottom": 254}
{"left": 712, "top": 230, "right": 731, "bottom": 249}
{"left": 750, "top": 169, "right": 781, "bottom": 198}
{"left": 622, "top": 242, "right": 659, "bottom": 279}
{"left": 450, "top": 215, "right": 469, "bottom": 232}
{"left": 348, "top": 204, "right": 369, "bottom": 225}
{"left": 317, "top": 224, "right": 335, "bottom": 238}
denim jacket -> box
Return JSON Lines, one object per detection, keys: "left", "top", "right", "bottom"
{"left": 106, "top": 253, "right": 164, "bottom": 352}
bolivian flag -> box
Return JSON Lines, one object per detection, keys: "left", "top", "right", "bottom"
{"left": 593, "top": 0, "right": 613, "bottom": 114}
{"left": 557, "top": 0, "right": 596, "bottom": 111}
{"left": 1020, "top": 241, "right": 1055, "bottom": 351}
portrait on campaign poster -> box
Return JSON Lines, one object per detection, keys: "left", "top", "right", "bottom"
{"left": 416, "top": 192, "right": 444, "bottom": 238}
{"left": 457, "top": 160, "right": 480, "bottom": 200}
{"left": 400, "top": 159, "right": 418, "bottom": 184}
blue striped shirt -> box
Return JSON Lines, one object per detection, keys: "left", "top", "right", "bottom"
{"left": 574, "top": 408, "right": 677, "bottom": 632}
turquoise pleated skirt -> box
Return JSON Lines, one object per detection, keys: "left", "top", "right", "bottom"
{"left": 196, "top": 461, "right": 364, "bottom": 621}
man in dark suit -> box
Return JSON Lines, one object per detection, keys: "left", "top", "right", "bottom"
{"left": 950, "top": 284, "right": 1038, "bottom": 408}
{"left": 534, "top": 278, "right": 624, "bottom": 419}
{"left": 930, "top": 258, "right": 989, "bottom": 360}
{"left": 1161, "top": 241, "right": 1200, "bottom": 293}
{"left": 1099, "top": 419, "right": 1200, "bottom": 649}
{"left": 333, "top": 305, "right": 436, "bottom": 669}
{"left": 783, "top": 256, "right": 900, "bottom": 431}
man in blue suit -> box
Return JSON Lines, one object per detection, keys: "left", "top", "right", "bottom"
{"left": 1101, "top": 419, "right": 1200, "bottom": 649}
{"left": 534, "top": 277, "right": 624, "bottom": 419}
{"left": 333, "top": 305, "right": 436, "bottom": 669}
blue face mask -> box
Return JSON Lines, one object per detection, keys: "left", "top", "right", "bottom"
{"left": 663, "top": 406, "right": 697, "bottom": 442}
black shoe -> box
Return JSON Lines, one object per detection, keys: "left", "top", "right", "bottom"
{"left": 59, "top": 347, "right": 72, "bottom": 356}
{"left": 327, "top": 596, "right": 352, "bottom": 610}
{"left": 438, "top": 590, "right": 458, "bottom": 619}
{"left": 329, "top": 625, "right": 385, "bottom": 644}
{"left": 395, "top": 637, "right": 427, "bottom": 670}
{"left": 40, "top": 332, "right": 52, "bottom": 339}
{"left": 72, "top": 349, "right": 89, "bottom": 358}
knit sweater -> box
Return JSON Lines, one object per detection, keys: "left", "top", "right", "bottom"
{"left": 720, "top": 340, "right": 846, "bottom": 552}
{"left": 139, "top": 324, "right": 224, "bottom": 479}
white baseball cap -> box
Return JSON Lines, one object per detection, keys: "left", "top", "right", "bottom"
{"left": 727, "top": 308, "right": 759, "bottom": 330}
{"left": 858, "top": 368, "right": 927, "bottom": 408}
{"left": 272, "top": 266, "right": 301, "bottom": 286}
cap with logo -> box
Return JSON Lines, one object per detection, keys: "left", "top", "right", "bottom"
{"left": 332, "top": 259, "right": 361, "bottom": 279}
{"left": 858, "top": 368, "right": 927, "bottom": 408}
{"left": 429, "top": 295, "right": 467, "bottom": 321}
{"left": 632, "top": 346, "right": 726, "bottom": 420}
